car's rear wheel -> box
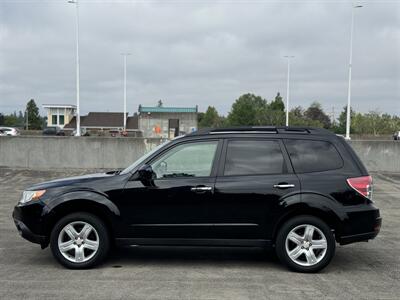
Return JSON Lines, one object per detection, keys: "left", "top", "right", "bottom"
{"left": 276, "top": 215, "right": 335, "bottom": 273}
{"left": 50, "top": 212, "right": 110, "bottom": 269}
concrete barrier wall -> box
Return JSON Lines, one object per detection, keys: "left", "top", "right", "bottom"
{"left": 349, "top": 140, "right": 400, "bottom": 173}
{"left": 0, "top": 136, "right": 164, "bottom": 170}
{"left": 0, "top": 137, "right": 398, "bottom": 172}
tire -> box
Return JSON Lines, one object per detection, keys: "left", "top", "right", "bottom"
{"left": 275, "top": 215, "right": 335, "bottom": 273}
{"left": 50, "top": 212, "right": 110, "bottom": 269}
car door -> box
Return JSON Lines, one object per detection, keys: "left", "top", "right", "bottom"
{"left": 120, "top": 139, "right": 222, "bottom": 239}
{"left": 211, "top": 138, "right": 300, "bottom": 241}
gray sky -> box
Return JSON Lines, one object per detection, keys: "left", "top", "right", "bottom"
{"left": 0, "top": 0, "right": 399, "bottom": 118}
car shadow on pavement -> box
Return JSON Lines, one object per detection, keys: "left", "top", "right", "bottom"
{"left": 105, "top": 246, "right": 282, "bottom": 268}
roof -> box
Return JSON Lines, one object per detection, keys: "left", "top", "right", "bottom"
{"left": 188, "top": 126, "right": 334, "bottom": 136}
{"left": 139, "top": 105, "right": 198, "bottom": 113}
{"left": 64, "top": 112, "right": 139, "bottom": 130}
{"left": 43, "top": 104, "right": 77, "bottom": 109}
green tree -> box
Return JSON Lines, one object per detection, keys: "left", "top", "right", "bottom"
{"left": 25, "top": 99, "right": 42, "bottom": 129}
{"left": 227, "top": 93, "right": 268, "bottom": 126}
{"left": 336, "top": 105, "right": 355, "bottom": 134}
{"left": 199, "top": 106, "right": 224, "bottom": 128}
{"left": 269, "top": 92, "right": 285, "bottom": 112}
{"left": 304, "top": 102, "right": 331, "bottom": 129}
{"left": 289, "top": 106, "right": 324, "bottom": 127}
{"left": 0, "top": 113, "right": 4, "bottom": 125}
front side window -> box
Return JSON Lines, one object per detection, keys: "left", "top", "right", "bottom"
{"left": 59, "top": 115, "right": 65, "bottom": 125}
{"left": 51, "top": 115, "right": 57, "bottom": 125}
{"left": 151, "top": 141, "right": 218, "bottom": 179}
{"left": 224, "top": 140, "right": 285, "bottom": 176}
{"left": 285, "top": 139, "right": 343, "bottom": 173}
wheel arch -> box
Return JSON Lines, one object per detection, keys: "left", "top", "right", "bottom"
{"left": 271, "top": 203, "right": 343, "bottom": 244}
{"left": 42, "top": 192, "right": 120, "bottom": 245}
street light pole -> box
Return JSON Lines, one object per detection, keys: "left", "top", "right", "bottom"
{"left": 284, "top": 55, "right": 294, "bottom": 127}
{"left": 121, "top": 53, "right": 131, "bottom": 131}
{"left": 68, "top": 0, "right": 81, "bottom": 136}
{"left": 345, "top": 5, "right": 363, "bottom": 140}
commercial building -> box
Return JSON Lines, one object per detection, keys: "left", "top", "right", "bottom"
{"left": 138, "top": 105, "right": 198, "bottom": 138}
{"left": 42, "top": 104, "right": 76, "bottom": 128}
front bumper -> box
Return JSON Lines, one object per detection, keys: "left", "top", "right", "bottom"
{"left": 13, "top": 218, "right": 46, "bottom": 246}
{"left": 12, "top": 204, "right": 49, "bottom": 248}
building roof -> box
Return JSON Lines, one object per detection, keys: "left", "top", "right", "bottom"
{"left": 139, "top": 105, "right": 198, "bottom": 113}
{"left": 43, "top": 104, "right": 77, "bottom": 109}
{"left": 64, "top": 112, "right": 138, "bottom": 130}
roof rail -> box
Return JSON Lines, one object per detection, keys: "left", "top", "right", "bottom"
{"left": 188, "top": 126, "right": 332, "bottom": 136}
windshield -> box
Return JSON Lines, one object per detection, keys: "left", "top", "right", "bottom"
{"left": 120, "top": 140, "right": 172, "bottom": 175}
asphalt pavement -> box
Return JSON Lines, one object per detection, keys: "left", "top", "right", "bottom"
{"left": 0, "top": 168, "right": 399, "bottom": 299}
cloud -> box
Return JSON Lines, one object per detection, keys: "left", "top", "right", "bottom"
{"left": 0, "top": 0, "right": 399, "bottom": 117}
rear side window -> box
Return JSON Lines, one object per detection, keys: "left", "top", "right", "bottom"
{"left": 285, "top": 139, "right": 343, "bottom": 173}
{"left": 224, "top": 140, "right": 285, "bottom": 176}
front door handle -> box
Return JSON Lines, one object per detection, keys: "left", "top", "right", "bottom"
{"left": 191, "top": 186, "right": 213, "bottom": 193}
{"left": 273, "top": 183, "right": 295, "bottom": 189}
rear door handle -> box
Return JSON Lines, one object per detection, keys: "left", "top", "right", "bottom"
{"left": 273, "top": 183, "right": 295, "bottom": 189}
{"left": 191, "top": 186, "right": 213, "bottom": 193}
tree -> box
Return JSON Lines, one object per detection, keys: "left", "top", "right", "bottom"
{"left": 0, "top": 113, "right": 4, "bottom": 125}
{"left": 199, "top": 106, "right": 224, "bottom": 128}
{"left": 25, "top": 99, "right": 42, "bottom": 129}
{"left": 288, "top": 106, "right": 324, "bottom": 127}
{"left": 269, "top": 92, "right": 285, "bottom": 112}
{"left": 227, "top": 93, "right": 268, "bottom": 126}
{"left": 304, "top": 102, "right": 331, "bottom": 129}
{"left": 336, "top": 105, "right": 355, "bottom": 134}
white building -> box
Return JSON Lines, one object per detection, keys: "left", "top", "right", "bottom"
{"left": 42, "top": 104, "right": 76, "bottom": 128}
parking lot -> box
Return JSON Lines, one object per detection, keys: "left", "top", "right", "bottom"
{"left": 0, "top": 168, "right": 399, "bottom": 299}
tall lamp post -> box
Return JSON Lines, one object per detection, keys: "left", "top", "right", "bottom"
{"left": 284, "top": 55, "right": 294, "bottom": 127}
{"left": 345, "top": 5, "right": 363, "bottom": 140}
{"left": 68, "top": 0, "right": 81, "bottom": 136}
{"left": 121, "top": 53, "right": 131, "bottom": 131}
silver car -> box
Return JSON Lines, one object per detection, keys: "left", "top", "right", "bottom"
{"left": 0, "top": 127, "right": 20, "bottom": 136}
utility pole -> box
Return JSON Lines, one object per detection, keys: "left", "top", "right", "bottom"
{"left": 284, "top": 55, "right": 295, "bottom": 126}
{"left": 345, "top": 5, "right": 363, "bottom": 140}
{"left": 121, "top": 53, "right": 131, "bottom": 131}
{"left": 68, "top": 0, "right": 81, "bottom": 136}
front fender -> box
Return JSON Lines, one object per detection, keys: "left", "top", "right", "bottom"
{"left": 41, "top": 190, "right": 120, "bottom": 236}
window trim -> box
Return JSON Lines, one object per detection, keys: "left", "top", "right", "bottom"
{"left": 283, "top": 138, "right": 344, "bottom": 174}
{"left": 147, "top": 139, "right": 223, "bottom": 180}
{"left": 217, "top": 138, "right": 291, "bottom": 178}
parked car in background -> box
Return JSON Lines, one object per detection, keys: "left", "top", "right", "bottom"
{"left": 0, "top": 129, "right": 7, "bottom": 136}
{"left": 393, "top": 131, "right": 400, "bottom": 140}
{"left": 13, "top": 126, "right": 381, "bottom": 272}
{"left": 0, "top": 127, "right": 20, "bottom": 136}
{"left": 42, "top": 126, "right": 65, "bottom": 136}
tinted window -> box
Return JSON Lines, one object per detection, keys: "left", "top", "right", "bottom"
{"left": 285, "top": 139, "right": 343, "bottom": 173}
{"left": 151, "top": 141, "right": 218, "bottom": 178}
{"left": 224, "top": 140, "right": 285, "bottom": 176}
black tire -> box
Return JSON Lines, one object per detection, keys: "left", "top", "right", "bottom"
{"left": 275, "top": 215, "right": 335, "bottom": 273}
{"left": 50, "top": 212, "right": 110, "bottom": 269}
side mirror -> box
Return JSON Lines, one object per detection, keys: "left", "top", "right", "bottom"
{"left": 137, "top": 164, "right": 155, "bottom": 185}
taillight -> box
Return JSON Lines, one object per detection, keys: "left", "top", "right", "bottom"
{"left": 347, "top": 176, "right": 373, "bottom": 199}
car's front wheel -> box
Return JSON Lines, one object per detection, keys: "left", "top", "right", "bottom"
{"left": 276, "top": 215, "right": 335, "bottom": 273}
{"left": 50, "top": 212, "right": 110, "bottom": 269}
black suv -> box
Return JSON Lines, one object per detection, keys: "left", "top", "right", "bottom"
{"left": 12, "top": 127, "right": 381, "bottom": 272}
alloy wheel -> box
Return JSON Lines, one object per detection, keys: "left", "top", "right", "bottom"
{"left": 285, "top": 224, "right": 328, "bottom": 267}
{"left": 57, "top": 221, "right": 99, "bottom": 263}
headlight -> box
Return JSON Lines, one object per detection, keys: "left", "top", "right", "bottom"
{"left": 19, "top": 190, "right": 46, "bottom": 204}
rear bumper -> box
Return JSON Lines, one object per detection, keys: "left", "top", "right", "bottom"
{"left": 338, "top": 217, "right": 382, "bottom": 245}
